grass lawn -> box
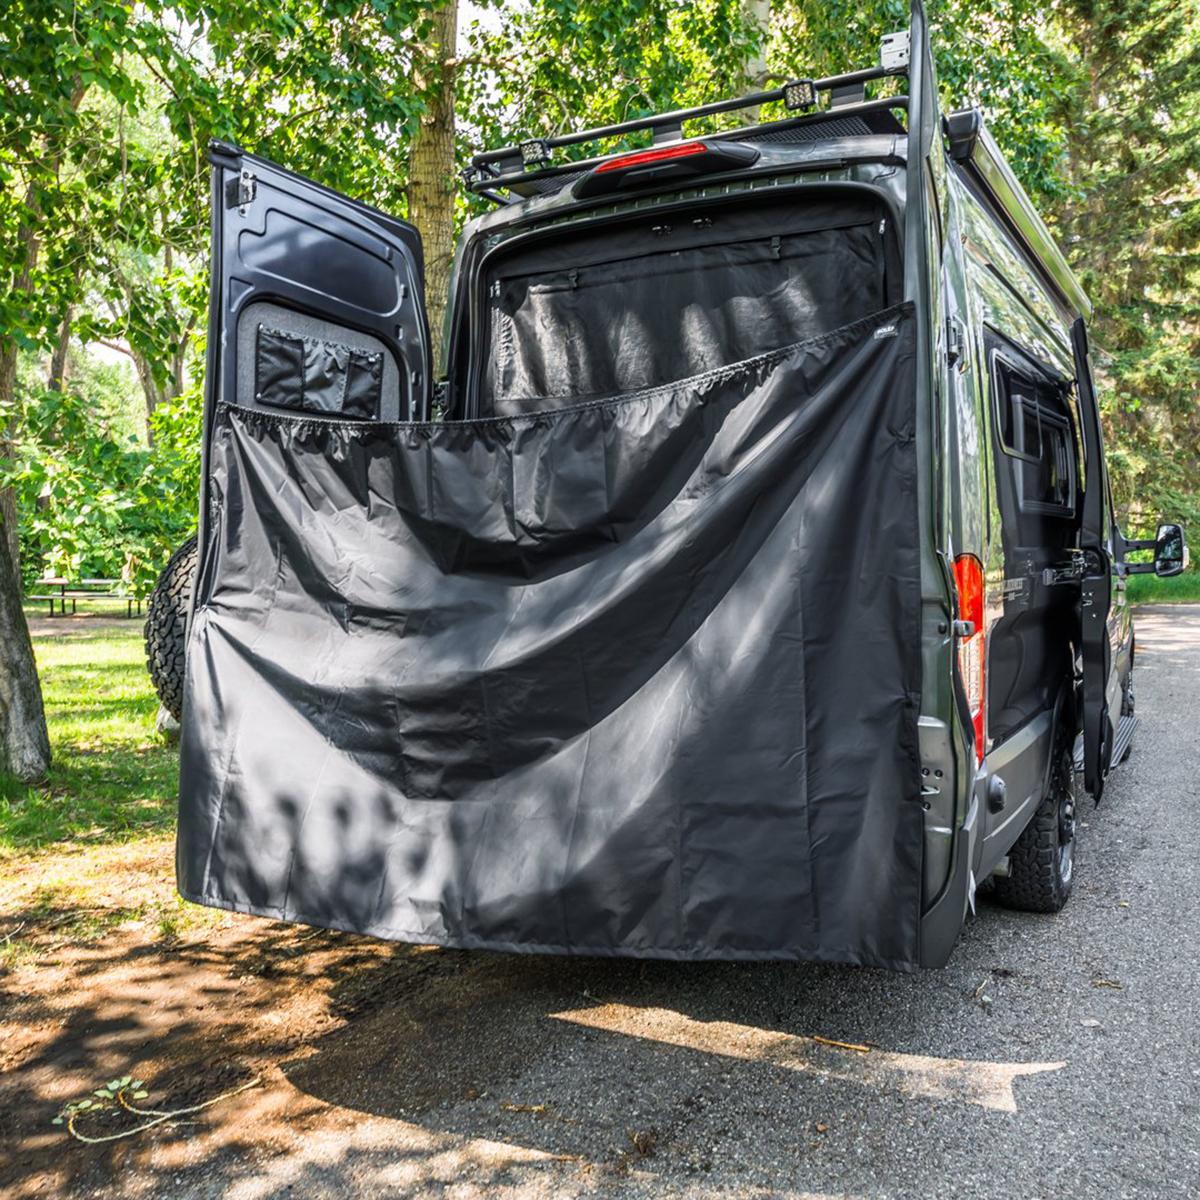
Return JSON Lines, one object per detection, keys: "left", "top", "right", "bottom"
{"left": 1125, "top": 568, "right": 1200, "bottom": 604}
{"left": 1, "top": 615, "right": 179, "bottom": 854}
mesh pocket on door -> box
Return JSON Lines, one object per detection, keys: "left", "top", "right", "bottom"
{"left": 254, "top": 325, "right": 383, "bottom": 418}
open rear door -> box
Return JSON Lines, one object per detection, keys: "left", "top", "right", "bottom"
{"left": 1071, "top": 318, "right": 1114, "bottom": 799}
{"left": 205, "top": 142, "right": 430, "bottom": 426}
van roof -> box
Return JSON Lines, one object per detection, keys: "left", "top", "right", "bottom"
{"left": 464, "top": 32, "right": 1091, "bottom": 322}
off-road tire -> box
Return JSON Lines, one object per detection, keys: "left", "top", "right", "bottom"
{"left": 992, "top": 723, "right": 1077, "bottom": 914}
{"left": 144, "top": 535, "right": 198, "bottom": 721}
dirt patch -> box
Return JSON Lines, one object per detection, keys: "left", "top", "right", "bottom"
{"left": 0, "top": 839, "right": 735, "bottom": 1197}
{"left": 0, "top": 842, "right": 483, "bottom": 1198}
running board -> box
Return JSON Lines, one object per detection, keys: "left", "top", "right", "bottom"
{"left": 1073, "top": 714, "right": 1138, "bottom": 773}
{"left": 1111, "top": 714, "right": 1139, "bottom": 769}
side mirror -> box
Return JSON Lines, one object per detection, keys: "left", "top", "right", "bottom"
{"left": 1154, "top": 522, "right": 1188, "bottom": 577}
{"left": 1123, "top": 522, "right": 1189, "bottom": 576}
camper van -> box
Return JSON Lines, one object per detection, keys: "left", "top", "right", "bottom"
{"left": 160, "top": 1, "right": 1187, "bottom": 970}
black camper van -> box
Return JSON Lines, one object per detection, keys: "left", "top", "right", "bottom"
{"left": 160, "top": 0, "right": 1187, "bottom": 970}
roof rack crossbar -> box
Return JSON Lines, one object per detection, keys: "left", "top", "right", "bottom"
{"left": 465, "top": 95, "right": 909, "bottom": 196}
{"left": 469, "top": 63, "right": 905, "bottom": 172}
{"left": 829, "top": 81, "right": 867, "bottom": 108}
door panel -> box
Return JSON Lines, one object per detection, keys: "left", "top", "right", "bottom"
{"left": 1071, "top": 318, "right": 1115, "bottom": 799}
{"left": 982, "top": 331, "right": 1078, "bottom": 746}
{"left": 208, "top": 142, "right": 430, "bottom": 423}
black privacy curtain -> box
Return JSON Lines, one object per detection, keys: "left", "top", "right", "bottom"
{"left": 178, "top": 303, "right": 925, "bottom": 969}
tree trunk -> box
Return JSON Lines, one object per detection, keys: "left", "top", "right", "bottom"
{"left": 132, "top": 349, "right": 165, "bottom": 445}
{"left": 0, "top": 214, "right": 39, "bottom": 574}
{"left": 0, "top": 481, "right": 18, "bottom": 594}
{"left": 46, "top": 303, "right": 75, "bottom": 393}
{"left": 0, "top": 511, "right": 50, "bottom": 781}
{"left": 0, "top": 83, "right": 85, "bottom": 780}
{"left": 741, "top": 0, "right": 771, "bottom": 118}
{"left": 406, "top": 0, "right": 459, "bottom": 372}
{"left": 742, "top": 0, "right": 770, "bottom": 88}
{"left": 0, "top": 212, "right": 51, "bottom": 781}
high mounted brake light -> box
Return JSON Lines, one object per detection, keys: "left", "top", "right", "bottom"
{"left": 595, "top": 141, "right": 709, "bottom": 173}
{"left": 575, "top": 139, "right": 759, "bottom": 198}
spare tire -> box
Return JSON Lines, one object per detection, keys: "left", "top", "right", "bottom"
{"left": 144, "top": 535, "right": 198, "bottom": 721}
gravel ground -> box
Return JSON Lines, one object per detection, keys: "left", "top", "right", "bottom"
{"left": 9, "top": 606, "right": 1200, "bottom": 1198}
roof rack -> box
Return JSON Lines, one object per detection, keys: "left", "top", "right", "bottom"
{"left": 465, "top": 34, "right": 912, "bottom": 200}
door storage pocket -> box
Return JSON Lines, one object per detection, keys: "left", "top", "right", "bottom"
{"left": 255, "top": 325, "right": 384, "bottom": 418}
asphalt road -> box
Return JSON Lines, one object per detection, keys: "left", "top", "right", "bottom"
{"left": 19, "top": 606, "right": 1199, "bottom": 1199}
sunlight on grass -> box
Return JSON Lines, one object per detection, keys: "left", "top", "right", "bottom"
{"left": 0, "top": 622, "right": 179, "bottom": 854}
{"left": 1126, "top": 569, "right": 1200, "bottom": 605}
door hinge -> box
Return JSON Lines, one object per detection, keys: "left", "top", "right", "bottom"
{"left": 1042, "top": 551, "right": 1084, "bottom": 587}
{"left": 226, "top": 168, "right": 257, "bottom": 213}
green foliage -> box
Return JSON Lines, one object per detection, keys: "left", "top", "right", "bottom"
{"left": 1050, "top": 0, "right": 1200, "bottom": 532}
{"left": 1125, "top": 568, "right": 1200, "bottom": 605}
{"left": 2, "top": 357, "right": 200, "bottom": 594}
{"left": 1, "top": 0, "right": 1196, "bottom": 593}
{"left": 1, "top": 2, "right": 474, "bottom": 600}
{"left": 457, "top": 0, "right": 761, "bottom": 168}
{"left": 8, "top": 384, "right": 148, "bottom": 585}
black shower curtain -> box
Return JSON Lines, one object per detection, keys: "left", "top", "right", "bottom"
{"left": 178, "top": 302, "right": 925, "bottom": 969}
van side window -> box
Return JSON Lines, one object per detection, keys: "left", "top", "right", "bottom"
{"left": 991, "top": 350, "right": 1076, "bottom": 518}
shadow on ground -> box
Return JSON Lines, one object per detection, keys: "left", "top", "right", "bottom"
{"left": 1, "top": 895, "right": 1055, "bottom": 1199}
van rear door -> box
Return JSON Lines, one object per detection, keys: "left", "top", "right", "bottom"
{"left": 205, "top": 143, "right": 430, "bottom": 426}
{"left": 1071, "top": 318, "right": 1115, "bottom": 799}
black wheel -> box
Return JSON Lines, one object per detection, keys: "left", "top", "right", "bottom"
{"left": 992, "top": 721, "right": 1077, "bottom": 913}
{"left": 144, "top": 535, "right": 198, "bottom": 721}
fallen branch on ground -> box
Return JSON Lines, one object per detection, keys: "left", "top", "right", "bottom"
{"left": 56, "top": 1076, "right": 261, "bottom": 1144}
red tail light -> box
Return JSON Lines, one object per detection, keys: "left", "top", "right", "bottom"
{"left": 594, "top": 141, "right": 709, "bottom": 173}
{"left": 953, "top": 554, "right": 986, "bottom": 764}
{"left": 577, "top": 139, "right": 758, "bottom": 198}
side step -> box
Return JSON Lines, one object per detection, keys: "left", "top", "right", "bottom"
{"left": 1111, "top": 714, "right": 1139, "bottom": 768}
{"left": 1073, "top": 714, "right": 1138, "bottom": 773}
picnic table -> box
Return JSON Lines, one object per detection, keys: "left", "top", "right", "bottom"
{"left": 29, "top": 577, "right": 144, "bottom": 618}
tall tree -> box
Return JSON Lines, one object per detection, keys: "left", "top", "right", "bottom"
{"left": 0, "top": 0, "right": 130, "bottom": 780}
{"left": 1052, "top": 0, "right": 1200, "bottom": 529}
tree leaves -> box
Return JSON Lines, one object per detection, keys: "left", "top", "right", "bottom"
{"left": 1052, "top": 0, "right": 1200, "bottom": 529}
{"left": 3, "top": 0, "right": 1196, "bottom": 588}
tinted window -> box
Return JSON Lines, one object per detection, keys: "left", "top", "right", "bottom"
{"left": 993, "top": 352, "right": 1076, "bottom": 517}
